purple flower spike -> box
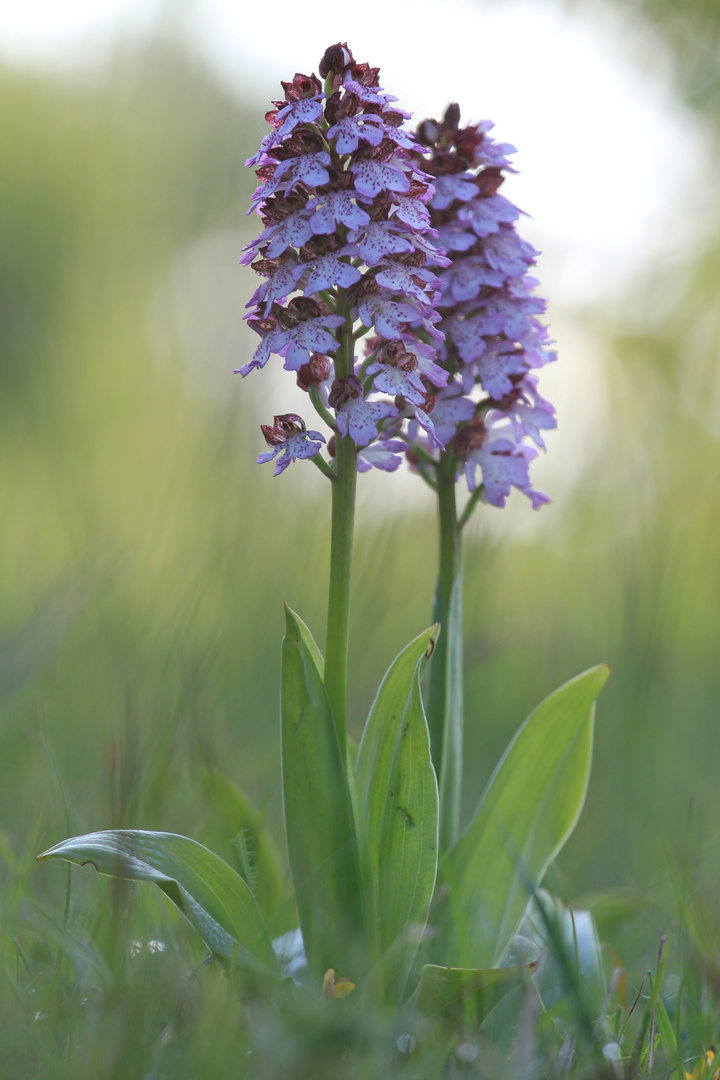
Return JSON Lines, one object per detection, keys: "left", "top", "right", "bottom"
{"left": 242, "top": 46, "right": 446, "bottom": 474}
{"left": 405, "top": 101, "right": 557, "bottom": 510}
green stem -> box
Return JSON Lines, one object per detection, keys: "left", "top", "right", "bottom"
{"left": 323, "top": 303, "right": 357, "bottom": 759}
{"left": 425, "top": 450, "right": 464, "bottom": 854}
{"left": 458, "top": 482, "right": 485, "bottom": 529}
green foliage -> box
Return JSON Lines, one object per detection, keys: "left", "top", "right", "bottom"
{"left": 441, "top": 665, "right": 609, "bottom": 968}
{"left": 355, "top": 625, "right": 438, "bottom": 876}
{"left": 408, "top": 940, "right": 541, "bottom": 1028}
{"left": 37, "top": 830, "right": 278, "bottom": 972}
{"left": 280, "top": 606, "right": 366, "bottom": 980}
{"left": 374, "top": 654, "right": 438, "bottom": 966}
{"left": 2, "top": 10, "right": 720, "bottom": 1076}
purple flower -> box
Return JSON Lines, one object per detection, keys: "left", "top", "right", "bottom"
{"left": 273, "top": 313, "right": 346, "bottom": 370}
{"left": 274, "top": 151, "right": 332, "bottom": 192}
{"left": 350, "top": 159, "right": 411, "bottom": 198}
{"left": 390, "top": 196, "right": 432, "bottom": 230}
{"left": 275, "top": 96, "right": 325, "bottom": 136}
{"left": 263, "top": 211, "right": 315, "bottom": 260}
{"left": 345, "top": 220, "right": 415, "bottom": 265}
{"left": 329, "top": 375, "right": 397, "bottom": 446}
{"left": 357, "top": 293, "right": 423, "bottom": 339}
{"left": 430, "top": 385, "right": 476, "bottom": 446}
{"left": 257, "top": 413, "right": 326, "bottom": 476}
{"left": 357, "top": 438, "right": 407, "bottom": 473}
{"left": 308, "top": 191, "right": 371, "bottom": 233}
{"left": 367, "top": 359, "right": 425, "bottom": 404}
{"left": 431, "top": 174, "right": 478, "bottom": 210}
{"left": 303, "top": 253, "right": 362, "bottom": 295}
{"left": 327, "top": 114, "right": 384, "bottom": 153}
{"left": 456, "top": 193, "right": 520, "bottom": 237}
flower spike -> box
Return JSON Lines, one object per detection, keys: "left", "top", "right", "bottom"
{"left": 408, "top": 103, "right": 556, "bottom": 508}
{"left": 240, "top": 43, "right": 446, "bottom": 476}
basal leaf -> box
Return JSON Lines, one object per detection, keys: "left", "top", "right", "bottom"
{"left": 409, "top": 940, "right": 540, "bottom": 1027}
{"left": 281, "top": 605, "right": 365, "bottom": 981}
{"left": 441, "top": 665, "right": 609, "bottom": 968}
{"left": 376, "top": 656, "right": 439, "bottom": 961}
{"left": 37, "top": 830, "right": 278, "bottom": 972}
{"left": 355, "top": 624, "right": 439, "bottom": 875}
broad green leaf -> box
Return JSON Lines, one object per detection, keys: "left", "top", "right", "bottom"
{"left": 291, "top": 610, "right": 325, "bottom": 680}
{"left": 355, "top": 624, "right": 439, "bottom": 874}
{"left": 409, "top": 940, "right": 540, "bottom": 1026}
{"left": 37, "top": 830, "right": 278, "bottom": 972}
{"left": 376, "top": 657, "right": 439, "bottom": 959}
{"left": 201, "top": 767, "right": 292, "bottom": 934}
{"left": 437, "top": 569, "right": 463, "bottom": 855}
{"left": 442, "top": 665, "right": 609, "bottom": 968}
{"left": 281, "top": 605, "right": 365, "bottom": 981}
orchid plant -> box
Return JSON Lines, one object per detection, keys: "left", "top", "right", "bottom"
{"left": 38, "top": 43, "right": 608, "bottom": 1033}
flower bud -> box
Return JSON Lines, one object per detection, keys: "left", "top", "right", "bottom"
{"left": 319, "top": 42, "right": 353, "bottom": 79}
{"left": 296, "top": 353, "right": 332, "bottom": 392}
{"left": 442, "top": 102, "right": 461, "bottom": 129}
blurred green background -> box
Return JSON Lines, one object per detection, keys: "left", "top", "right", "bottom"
{"left": 1, "top": 2, "right": 719, "bottom": 1068}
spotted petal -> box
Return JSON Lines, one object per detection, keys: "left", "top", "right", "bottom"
{"left": 335, "top": 397, "right": 397, "bottom": 447}
{"left": 273, "top": 315, "right": 345, "bottom": 370}
{"left": 303, "top": 253, "right": 361, "bottom": 295}
{"left": 351, "top": 160, "right": 411, "bottom": 199}
{"left": 327, "top": 115, "right": 384, "bottom": 154}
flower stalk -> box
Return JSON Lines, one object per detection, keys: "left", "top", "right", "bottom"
{"left": 425, "top": 449, "right": 463, "bottom": 853}
{"left": 324, "top": 309, "right": 358, "bottom": 756}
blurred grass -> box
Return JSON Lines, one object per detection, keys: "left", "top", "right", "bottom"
{"left": 1, "top": 15, "right": 720, "bottom": 1075}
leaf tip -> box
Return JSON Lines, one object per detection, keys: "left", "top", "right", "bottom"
{"left": 425, "top": 623, "right": 441, "bottom": 658}
{"left": 594, "top": 662, "right": 611, "bottom": 693}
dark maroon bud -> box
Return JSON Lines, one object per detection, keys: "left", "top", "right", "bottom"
{"left": 281, "top": 73, "right": 322, "bottom": 101}
{"left": 443, "top": 102, "right": 461, "bottom": 129}
{"left": 476, "top": 167, "right": 505, "bottom": 198}
{"left": 417, "top": 118, "right": 441, "bottom": 146}
{"left": 323, "top": 90, "right": 343, "bottom": 126}
{"left": 319, "top": 43, "right": 353, "bottom": 79}
{"left": 405, "top": 448, "right": 420, "bottom": 467}
{"left": 296, "top": 353, "right": 332, "bottom": 392}
{"left": 327, "top": 434, "right": 336, "bottom": 458}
